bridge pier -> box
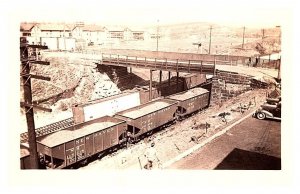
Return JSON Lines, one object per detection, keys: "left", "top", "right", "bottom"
{"left": 159, "top": 70, "right": 162, "bottom": 84}
{"left": 176, "top": 71, "right": 179, "bottom": 92}
{"left": 159, "top": 70, "right": 162, "bottom": 96}
{"left": 149, "top": 70, "right": 153, "bottom": 101}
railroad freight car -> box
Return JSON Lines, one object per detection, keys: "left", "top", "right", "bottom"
{"left": 72, "top": 91, "right": 141, "bottom": 124}
{"left": 181, "top": 73, "right": 206, "bottom": 90}
{"left": 36, "top": 116, "right": 127, "bottom": 169}
{"left": 166, "top": 87, "right": 209, "bottom": 118}
{"left": 114, "top": 99, "right": 178, "bottom": 140}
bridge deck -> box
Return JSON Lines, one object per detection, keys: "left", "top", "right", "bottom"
{"left": 100, "top": 54, "right": 216, "bottom": 74}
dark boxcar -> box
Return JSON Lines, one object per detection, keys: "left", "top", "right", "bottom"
{"left": 20, "top": 144, "right": 30, "bottom": 169}
{"left": 36, "top": 116, "right": 127, "bottom": 169}
{"left": 115, "top": 99, "right": 178, "bottom": 138}
{"left": 166, "top": 87, "right": 209, "bottom": 117}
{"left": 181, "top": 74, "right": 207, "bottom": 90}
{"left": 136, "top": 86, "right": 159, "bottom": 104}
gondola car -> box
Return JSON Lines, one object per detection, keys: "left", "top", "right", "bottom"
{"left": 166, "top": 87, "right": 209, "bottom": 119}
{"left": 36, "top": 116, "right": 127, "bottom": 169}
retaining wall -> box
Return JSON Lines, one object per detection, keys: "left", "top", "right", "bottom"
{"left": 210, "top": 70, "right": 252, "bottom": 105}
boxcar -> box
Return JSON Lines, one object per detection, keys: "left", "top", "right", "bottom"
{"left": 72, "top": 91, "right": 141, "bottom": 124}
{"left": 36, "top": 116, "right": 127, "bottom": 169}
{"left": 166, "top": 87, "right": 209, "bottom": 118}
{"left": 115, "top": 99, "right": 178, "bottom": 138}
{"left": 181, "top": 73, "right": 206, "bottom": 90}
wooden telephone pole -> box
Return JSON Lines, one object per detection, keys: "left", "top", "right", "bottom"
{"left": 20, "top": 37, "right": 52, "bottom": 169}
{"left": 242, "top": 26, "right": 245, "bottom": 49}
{"left": 208, "top": 26, "right": 212, "bottom": 54}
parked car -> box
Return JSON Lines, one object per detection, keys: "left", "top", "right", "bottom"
{"left": 254, "top": 100, "right": 281, "bottom": 120}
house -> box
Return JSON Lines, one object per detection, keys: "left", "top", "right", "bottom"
{"left": 108, "top": 27, "right": 132, "bottom": 40}
{"left": 37, "top": 23, "right": 73, "bottom": 38}
{"left": 20, "top": 23, "right": 35, "bottom": 37}
{"left": 82, "top": 25, "right": 107, "bottom": 45}
{"left": 130, "top": 28, "right": 147, "bottom": 40}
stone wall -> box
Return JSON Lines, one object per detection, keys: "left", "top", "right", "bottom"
{"left": 210, "top": 70, "right": 252, "bottom": 105}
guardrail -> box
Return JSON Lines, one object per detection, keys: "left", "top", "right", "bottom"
{"left": 101, "top": 54, "right": 216, "bottom": 74}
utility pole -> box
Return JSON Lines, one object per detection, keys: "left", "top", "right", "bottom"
{"left": 20, "top": 37, "right": 52, "bottom": 169}
{"left": 156, "top": 19, "right": 159, "bottom": 52}
{"left": 209, "top": 26, "right": 212, "bottom": 54}
{"left": 242, "top": 26, "right": 245, "bottom": 49}
{"left": 157, "top": 19, "right": 162, "bottom": 95}
{"left": 277, "top": 56, "right": 281, "bottom": 80}
{"left": 63, "top": 22, "right": 66, "bottom": 50}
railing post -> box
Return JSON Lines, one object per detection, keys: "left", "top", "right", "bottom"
{"left": 188, "top": 60, "right": 190, "bottom": 73}
{"left": 214, "top": 58, "right": 216, "bottom": 75}
{"left": 176, "top": 59, "right": 178, "bottom": 72}
{"left": 145, "top": 57, "right": 147, "bottom": 67}
{"left": 165, "top": 58, "right": 167, "bottom": 70}
{"left": 117, "top": 55, "right": 119, "bottom": 65}
{"left": 200, "top": 61, "right": 203, "bottom": 74}
{"left": 155, "top": 58, "right": 157, "bottom": 70}
{"left": 136, "top": 56, "right": 138, "bottom": 67}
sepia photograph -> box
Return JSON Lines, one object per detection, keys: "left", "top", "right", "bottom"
{"left": 1, "top": 0, "right": 299, "bottom": 193}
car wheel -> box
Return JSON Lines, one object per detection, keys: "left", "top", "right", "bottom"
{"left": 256, "top": 112, "right": 266, "bottom": 120}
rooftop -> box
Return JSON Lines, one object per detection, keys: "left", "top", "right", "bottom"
{"left": 82, "top": 25, "right": 106, "bottom": 32}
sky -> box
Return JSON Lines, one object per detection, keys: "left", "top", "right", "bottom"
{"left": 2, "top": 0, "right": 296, "bottom": 28}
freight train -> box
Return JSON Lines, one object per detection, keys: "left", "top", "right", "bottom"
{"left": 20, "top": 87, "right": 209, "bottom": 169}
{"left": 20, "top": 76, "right": 210, "bottom": 169}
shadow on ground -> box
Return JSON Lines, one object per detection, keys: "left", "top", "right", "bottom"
{"left": 214, "top": 148, "right": 281, "bottom": 170}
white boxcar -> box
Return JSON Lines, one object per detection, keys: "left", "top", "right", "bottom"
{"left": 72, "top": 92, "right": 141, "bottom": 124}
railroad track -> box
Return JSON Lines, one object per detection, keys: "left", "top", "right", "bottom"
{"left": 20, "top": 117, "right": 74, "bottom": 143}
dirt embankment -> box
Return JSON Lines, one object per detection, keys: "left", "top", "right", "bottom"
{"left": 21, "top": 52, "right": 121, "bottom": 110}
{"left": 19, "top": 52, "right": 121, "bottom": 132}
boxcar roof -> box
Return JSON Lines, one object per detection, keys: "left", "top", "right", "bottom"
{"left": 167, "top": 88, "right": 208, "bottom": 101}
{"left": 75, "top": 91, "right": 135, "bottom": 107}
{"left": 38, "top": 121, "right": 116, "bottom": 147}
{"left": 118, "top": 100, "right": 172, "bottom": 119}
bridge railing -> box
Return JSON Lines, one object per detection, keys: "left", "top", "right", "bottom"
{"left": 101, "top": 53, "right": 216, "bottom": 74}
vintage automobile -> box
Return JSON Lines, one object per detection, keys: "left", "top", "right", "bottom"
{"left": 254, "top": 100, "right": 281, "bottom": 120}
